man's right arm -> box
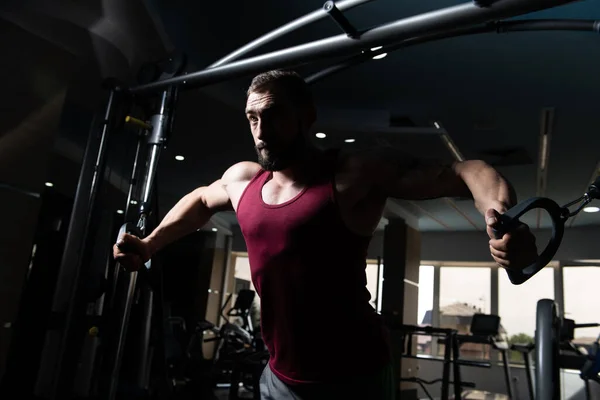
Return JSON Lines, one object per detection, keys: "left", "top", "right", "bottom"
{"left": 142, "top": 178, "right": 232, "bottom": 255}
{"left": 114, "top": 162, "right": 258, "bottom": 268}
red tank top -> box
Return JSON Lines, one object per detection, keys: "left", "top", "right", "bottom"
{"left": 236, "top": 150, "right": 391, "bottom": 385}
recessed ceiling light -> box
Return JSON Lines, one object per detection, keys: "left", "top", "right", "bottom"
{"left": 130, "top": 200, "right": 138, "bottom": 205}
{"left": 116, "top": 209, "right": 124, "bottom": 214}
{"left": 212, "top": 228, "right": 218, "bottom": 232}
{"left": 315, "top": 132, "right": 326, "bottom": 139}
{"left": 370, "top": 46, "right": 383, "bottom": 51}
{"left": 583, "top": 206, "right": 600, "bottom": 213}
{"left": 434, "top": 121, "right": 441, "bottom": 129}
{"left": 345, "top": 138, "right": 356, "bottom": 143}
{"left": 175, "top": 155, "right": 185, "bottom": 161}
{"left": 45, "top": 182, "right": 54, "bottom": 187}
{"left": 372, "top": 53, "right": 387, "bottom": 60}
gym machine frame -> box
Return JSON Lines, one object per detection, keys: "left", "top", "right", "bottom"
{"left": 35, "top": 0, "right": 600, "bottom": 399}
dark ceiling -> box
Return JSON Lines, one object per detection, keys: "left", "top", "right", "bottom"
{"left": 4, "top": 0, "right": 600, "bottom": 234}
{"left": 146, "top": 0, "right": 600, "bottom": 232}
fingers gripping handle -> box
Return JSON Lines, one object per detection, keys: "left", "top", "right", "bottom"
{"left": 117, "top": 223, "right": 142, "bottom": 248}
{"left": 116, "top": 223, "right": 151, "bottom": 270}
{"left": 492, "top": 197, "right": 565, "bottom": 285}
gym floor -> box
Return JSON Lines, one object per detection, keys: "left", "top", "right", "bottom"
{"left": 215, "top": 386, "right": 255, "bottom": 399}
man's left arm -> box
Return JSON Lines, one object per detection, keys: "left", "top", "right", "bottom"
{"left": 366, "top": 148, "right": 516, "bottom": 213}
{"left": 362, "top": 148, "right": 536, "bottom": 270}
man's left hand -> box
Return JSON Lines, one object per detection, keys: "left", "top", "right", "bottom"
{"left": 485, "top": 208, "right": 538, "bottom": 270}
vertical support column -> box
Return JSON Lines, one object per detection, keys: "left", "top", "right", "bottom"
{"left": 34, "top": 87, "right": 124, "bottom": 399}
{"left": 203, "top": 233, "right": 233, "bottom": 357}
{"left": 381, "top": 218, "right": 421, "bottom": 399}
{"left": 491, "top": 267, "right": 499, "bottom": 316}
{"left": 432, "top": 266, "right": 441, "bottom": 357}
{"left": 554, "top": 263, "right": 565, "bottom": 318}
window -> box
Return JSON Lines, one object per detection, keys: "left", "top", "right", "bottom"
{"left": 365, "top": 261, "right": 381, "bottom": 311}
{"left": 563, "top": 266, "right": 600, "bottom": 347}
{"left": 418, "top": 265, "right": 434, "bottom": 325}
{"left": 233, "top": 255, "right": 254, "bottom": 290}
{"left": 416, "top": 265, "right": 435, "bottom": 356}
{"left": 499, "top": 266, "right": 554, "bottom": 363}
{"left": 440, "top": 267, "right": 491, "bottom": 328}
{"left": 439, "top": 267, "right": 492, "bottom": 359}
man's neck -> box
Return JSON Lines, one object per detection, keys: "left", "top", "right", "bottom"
{"left": 271, "top": 147, "right": 322, "bottom": 186}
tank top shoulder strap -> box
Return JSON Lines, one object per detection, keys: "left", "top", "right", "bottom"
{"left": 238, "top": 167, "right": 269, "bottom": 210}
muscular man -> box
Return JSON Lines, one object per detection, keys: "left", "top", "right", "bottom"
{"left": 114, "top": 70, "right": 537, "bottom": 399}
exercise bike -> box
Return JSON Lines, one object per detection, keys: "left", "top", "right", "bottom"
{"left": 161, "top": 290, "right": 267, "bottom": 399}
{"left": 193, "top": 289, "right": 268, "bottom": 399}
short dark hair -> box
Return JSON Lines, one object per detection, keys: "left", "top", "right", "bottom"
{"left": 247, "top": 70, "right": 313, "bottom": 108}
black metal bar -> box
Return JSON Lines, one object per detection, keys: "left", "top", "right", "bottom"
{"left": 306, "top": 19, "right": 600, "bottom": 84}
{"left": 208, "top": 0, "right": 374, "bottom": 68}
{"left": 453, "top": 359, "right": 492, "bottom": 367}
{"left": 535, "top": 299, "right": 561, "bottom": 400}
{"left": 44, "top": 88, "right": 123, "bottom": 398}
{"left": 441, "top": 333, "right": 452, "bottom": 400}
{"left": 500, "top": 350, "right": 515, "bottom": 399}
{"left": 124, "top": 132, "right": 143, "bottom": 219}
{"left": 524, "top": 351, "right": 534, "bottom": 400}
{"left": 107, "top": 87, "right": 176, "bottom": 400}
{"left": 523, "top": 348, "right": 535, "bottom": 400}
{"left": 324, "top": 1, "right": 359, "bottom": 38}
{"left": 107, "top": 267, "right": 138, "bottom": 400}
{"left": 130, "top": 0, "right": 577, "bottom": 95}
{"left": 574, "top": 323, "right": 600, "bottom": 329}
{"left": 137, "top": 285, "right": 154, "bottom": 388}
{"left": 497, "top": 18, "right": 600, "bottom": 32}
{"left": 0, "top": 182, "right": 41, "bottom": 198}
{"left": 451, "top": 334, "right": 462, "bottom": 400}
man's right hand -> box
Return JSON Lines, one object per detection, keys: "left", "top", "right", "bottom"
{"left": 112, "top": 233, "right": 152, "bottom": 271}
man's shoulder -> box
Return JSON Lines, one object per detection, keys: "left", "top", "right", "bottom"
{"left": 222, "top": 161, "right": 262, "bottom": 185}
{"left": 334, "top": 147, "right": 381, "bottom": 175}
{"left": 336, "top": 146, "right": 418, "bottom": 174}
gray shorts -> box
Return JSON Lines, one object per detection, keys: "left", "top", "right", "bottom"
{"left": 259, "top": 363, "right": 396, "bottom": 400}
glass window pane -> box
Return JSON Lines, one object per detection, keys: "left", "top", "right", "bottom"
{"left": 440, "top": 267, "right": 491, "bottom": 318}
{"left": 365, "top": 262, "right": 380, "bottom": 310}
{"left": 563, "top": 266, "right": 600, "bottom": 346}
{"left": 499, "top": 267, "right": 554, "bottom": 363}
{"left": 439, "top": 267, "right": 491, "bottom": 360}
{"left": 234, "top": 255, "right": 253, "bottom": 289}
{"left": 418, "top": 265, "right": 434, "bottom": 325}
{"left": 417, "top": 265, "right": 435, "bottom": 356}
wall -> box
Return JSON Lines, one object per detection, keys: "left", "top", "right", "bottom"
{"left": 0, "top": 21, "right": 76, "bottom": 380}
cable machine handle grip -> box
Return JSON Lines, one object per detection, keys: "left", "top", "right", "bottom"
{"left": 491, "top": 197, "right": 565, "bottom": 285}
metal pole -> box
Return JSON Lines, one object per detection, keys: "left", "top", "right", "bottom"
{"left": 124, "top": 133, "right": 143, "bottom": 219}
{"left": 106, "top": 272, "right": 139, "bottom": 400}
{"left": 137, "top": 89, "right": 172, "bottom": 232}
{"left": 209, "top": 0, "right": 374, "bottom": 68}
{"left": 38, "top": 87, "right": 123, "bottom": 398}
{"left": 535, "top": 299, "right": 561, "bottom": 400}
{"left": 107, "top": 87, "right": 175, "bottom": 400}
{"left": 306, "top": 19, "right": 599, "bottom": 84}
{"left": 130, "top": 0, "right": 576, "bottom": 94}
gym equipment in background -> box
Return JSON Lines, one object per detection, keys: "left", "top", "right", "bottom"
{"left": 29, "top": 1, "right": 600, "bottom": 398}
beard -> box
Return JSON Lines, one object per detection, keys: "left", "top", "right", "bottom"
{"left": 255, "top": 131, "right": 307, "bottom": 171}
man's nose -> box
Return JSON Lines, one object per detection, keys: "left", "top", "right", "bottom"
{"left": 256, "top": 119, "right": 272, "bottom": 141}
